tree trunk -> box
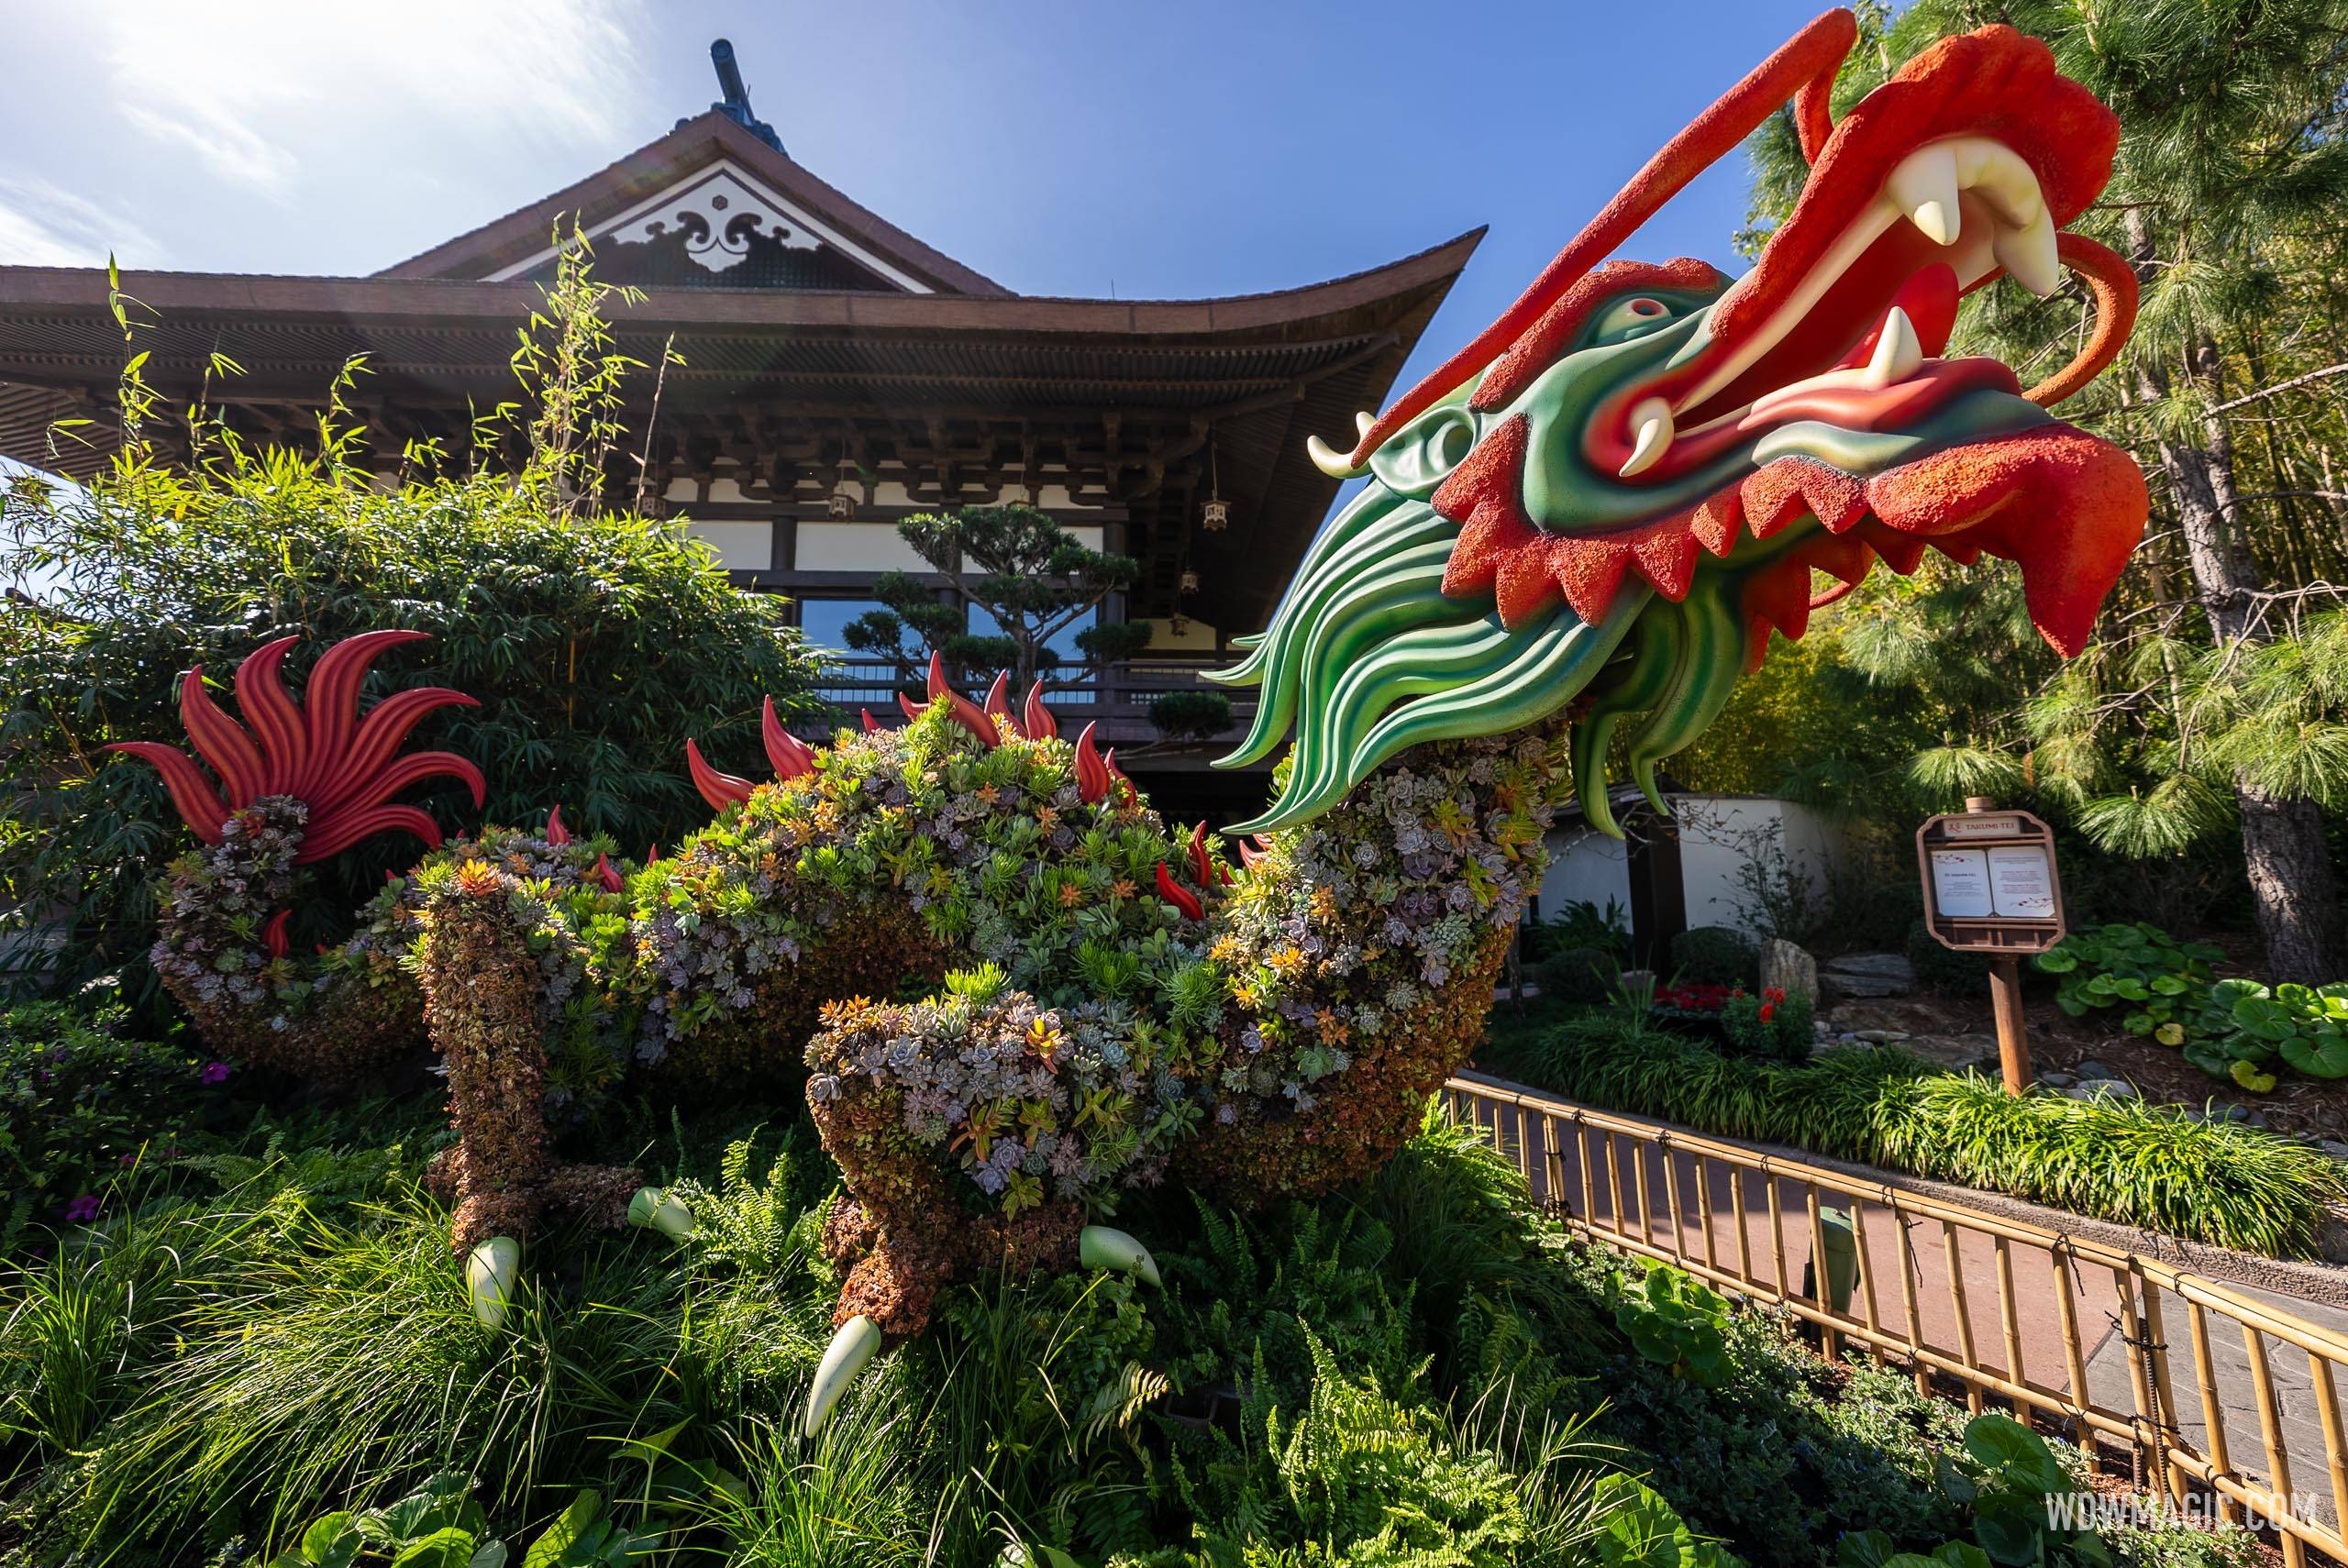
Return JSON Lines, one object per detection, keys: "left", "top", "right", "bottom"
{"left": 2239, "top": 784, "right": 2344, "bottom": 983}
{"left": 2122, "top": 212, "right": 2343, "bottom": 978}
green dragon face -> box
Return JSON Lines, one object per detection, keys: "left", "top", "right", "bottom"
{"left": 1211, "top": 14, "right": 2150, "bottom": 836}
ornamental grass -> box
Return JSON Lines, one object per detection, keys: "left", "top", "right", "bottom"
{"left": 1496, "top": 1014, "right": 2347, "bottom": 1257}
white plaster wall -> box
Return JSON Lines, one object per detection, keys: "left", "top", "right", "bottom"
{"left": 793, "top": 522, "right": 933, "bottom": 573}
{"left": 682, "top": 520, "right": 772, "bottom": 570}
{"left": 1538, "top": 827, "right": 1634, "bottom": 926}
{"left": 1538, "top": 794, "right": 1844, "bottom": 936}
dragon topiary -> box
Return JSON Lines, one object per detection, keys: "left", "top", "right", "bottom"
{"left": 115, "top": 9, "right": 2146, "bottom": 1431}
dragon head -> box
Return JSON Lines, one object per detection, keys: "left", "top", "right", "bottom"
{"left": 1213, "top": 9, "right": 2148, "bottom": 835}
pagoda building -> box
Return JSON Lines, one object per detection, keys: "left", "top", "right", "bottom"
{"left": 0, "top": 43, "right": 1477, "bottom": 818}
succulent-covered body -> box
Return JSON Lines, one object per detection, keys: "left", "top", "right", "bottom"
{"left": 116, "top": 10, "right": 2152, "bottom": 1361}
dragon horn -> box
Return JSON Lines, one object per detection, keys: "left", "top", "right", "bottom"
{"left": 294, "top": 630, "right": 433, "bottom": 801}
{"left": 684, "top": 739, "right": 755, "bottom": 811}
{"left": 925, "top": 651, "right": 997, "bottom": 745}
{"left": 178, "top": 668, "right": 268, "bottom": 808}
{"left": 762, "top": 696, "right": 817, "bottom": 780}
{"left": 982, "top": 672, "right": 1023, "bottom": 740}
{"left": 293, "top": 804, "right": 445, "bottom": 865}
{"left": 232, "top": 636, "right": 308, "bottom": 789}
{"left": 107, "top": 741, "right": 231, "bottom": 843}
{"left": 860, "top": 708, "right": 880, "bottom": 734}
{"left": 1022, "top": 680, "right": 1058, "bottom": 740}
{"left": 1188, "top": 821, "right": 1213, "bottom": 887}
{"left": 1346, "top": 7, "right": 1856, "bottom": 467}
{"left": 1154, "top": 861, "right": 1204, "bottom": 922}
{"left": 545, "top": 804, "right": 569, "bottom": 845}
{"left": 1073, "top": 723, "right": 1113, "bottom": 804}
{"left": 261, "top": 909, "right": 290, "bottom": 960}
{"left": 306, "top": 687, "right": 482, "bottom": 819}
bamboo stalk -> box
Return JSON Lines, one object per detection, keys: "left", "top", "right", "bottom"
{"left": 2054, "top": 1244, "right": 2093, "bottom": 1429}
{"left": 1575, "top": 1114, "right": 1597, "bottom": 1224}
{"left": 1806, "top": 1185, "right": 1839, "bottom": 1360}
{"left": 1898, "top": 1209, "right": 1931, "bottom": 1398}
{"left": 2138, "top": 1278, "right": 2189, "bottom": 1505}
{"left": 1849, "top": 1198, "right": 1886, "bottom": 1364}
{"left": 1603, "top": 1131, "right": 1626, "bottom": 1241}
{"left": 1694, "top": 1154, "right": 1720, "bottom": 1271}
{"left": 2113, "top": 1266, "right": 2161, "bottom": 1491}
{"left": 2310, "top": 1350, "right": 2348, "bottom": 1550}
{"left": 1631, "top": 1139, "right": 1655, "bottom": 1249}
{"left": 1944, "top": 1220, "right": 1985, "bottom": 1414}
{"left": 1731, "top": 1160, "right": 1754, "bottom": 1286}
{"left": 1767, "top": 1165, "right": 1790, "bottom": 1297}
{"left": 2241, "top": 1322, "right": 2304, "bottom": 1568}
{"left": 2187, "top": 1301, "right": 2243, "bottom": 1526}
{"left": 1663, "top": 1142, "right": 1688, "bottom": 1262}
{"left": 1539, "top": 1112, "right": 1564, "bottom": 1215}
{"left": 1994, "top": 1237, "right": 2031, "bottom": 1429}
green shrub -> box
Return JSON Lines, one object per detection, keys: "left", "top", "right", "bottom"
{"left": 0, "top": 252, "right": 828, "bottom": 1003}
{"left": 1537, "top": 944, "right": 1618, "bottom": 1003}
{"left": 1146, "top": 690, "right": 1235, "bottom": 742}
{"left": 1611, "top": 1264, "right": 1733, "bottom": 1386}
{"left": 1671, "top": 926, "right": 1757, "bottom": 988}
{"left": 1523, "top": 898, "right": 1630, "bottom": 965}
{"left": 0, "top": 999, "right": 230, "bottom": 1246}
{"left": 1722, "top": 984, "right": 1812, "bottom": 1064}
{"left": 1907, "top": 917, "right": 1990, "bottom": 995}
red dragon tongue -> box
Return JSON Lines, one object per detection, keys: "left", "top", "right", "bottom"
{"left": 1864, "top": 426, "right": 2148, "bottom": 656}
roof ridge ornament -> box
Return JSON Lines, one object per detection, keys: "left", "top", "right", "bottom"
{"left": 688, "top": 39, "right": 784, "bottom": 155}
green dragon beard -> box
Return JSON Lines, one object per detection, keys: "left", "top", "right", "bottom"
{"left": 1207, "top": 475, "right": 1777, "bottom": 838}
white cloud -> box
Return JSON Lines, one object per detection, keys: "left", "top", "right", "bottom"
{"left": 93, "top": 0, "right": 649, "bottom": 196}
{"left": 0, "top": 176, "right": 159, "bottom": 267}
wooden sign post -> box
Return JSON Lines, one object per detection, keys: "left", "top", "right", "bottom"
{"left": 1916, "top": 797, "right": 2067, "bottom": 1096}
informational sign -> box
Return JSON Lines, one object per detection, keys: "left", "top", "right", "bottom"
{"left": 1916, "top": 804, "right": 2066, "bottom": 955}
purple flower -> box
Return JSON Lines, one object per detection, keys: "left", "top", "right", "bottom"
{"left": 61, "top": 1194, "right": 100, "bottom": 1224}
{"left": 199, "top": 1061, "right": 232, "bottom": 1086}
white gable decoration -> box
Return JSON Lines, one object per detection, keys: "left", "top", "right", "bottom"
{"left": 487, "top": 158, "right": 934, "bottom": 292}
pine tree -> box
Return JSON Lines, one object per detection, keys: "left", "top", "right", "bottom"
{"left": 1744, "top": 0, "right": 2348, "bottom": 979}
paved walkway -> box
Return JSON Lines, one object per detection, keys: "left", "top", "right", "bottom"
{"left": 1456, "top": 1087, "right": 2348, "bottom": 1536}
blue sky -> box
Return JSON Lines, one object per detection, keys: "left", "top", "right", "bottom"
{"left": 0, "top": 0, "right": 1833, "bottom": 418}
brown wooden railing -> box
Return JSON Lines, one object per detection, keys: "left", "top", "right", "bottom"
{"left": 1441, "top": 1071, "right": 2348, "bottom": 1567}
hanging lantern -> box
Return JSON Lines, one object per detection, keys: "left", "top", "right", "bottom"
{"left": 1179, "top": 569, "right": 1200, "bottom": 594}
{"left": 1201, "top": 436, "right": 1229, "bottom": 530}
{"left": 827, "top": 456, "right": 858, "bottom": 519}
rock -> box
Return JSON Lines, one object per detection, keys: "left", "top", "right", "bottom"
{"left": 2073, "top": 1059, "right": 2115, "bottom": 1081}
{"left": 2038, "top": 1070, "right": 2077, "bottom": 1088}
{"left": 1897, "top": 1032, "right": 1997, "bottom": 1071}
{"left": 1854, "top": 1029, "right": 1910, "bottom": 1043}
{"left": 1761, "top": 939, "right": 1819, "bottom": 1003}
{"left": 2066, "top": 1078, "right": 2139, "bottom": 1101}
{"left": 2320, "top": 1140, "right": 2348, "bottom": 1164}
{"left": 1822, "top": 952, "right": 1915, "bottom": 999}
{"left": 1827, "top": 953, "right": 1917, "bottom": 980}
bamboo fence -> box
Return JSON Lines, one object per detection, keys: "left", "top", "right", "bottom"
{"left": 1442, "top": 1071, "right": 2348, "bottom": 1567}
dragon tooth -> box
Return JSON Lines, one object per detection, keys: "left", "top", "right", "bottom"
{"left": 1993, "top": 210, "right": 2061, "bottom": 297}
{"left": 1887, "top": 144, "right": 1961, "bottom": 247}
{"left": 1618, "top": 398, "right": 1674, "bottom": 479}
{"left": 1863, "top": 306, "right": 1925, "bottom": 388}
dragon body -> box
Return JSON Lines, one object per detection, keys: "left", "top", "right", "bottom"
{"left": 116, "top": 10, "right": 2147, "bottom": 1413}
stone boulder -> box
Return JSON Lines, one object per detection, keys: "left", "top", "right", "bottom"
{"left": 1822, "top": 952, "right": 1915, "bottom": 999}
{"left": 1760, "top": 938, "right": 1818, "bottom": 1002}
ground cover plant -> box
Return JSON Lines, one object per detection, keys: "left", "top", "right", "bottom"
{"left": 0, "top": 1103, "right": 2266, "bottom": 1568}
{"left": 1483, "top": 1010, "right": 2347, "bottom": 1257}
{"left": 2037, "top": 922, "right": 2348, "bottom": 1089}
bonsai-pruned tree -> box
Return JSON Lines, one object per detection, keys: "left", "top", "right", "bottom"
{"left": 842, "top": 505, "right": 1151, "bottom": 693}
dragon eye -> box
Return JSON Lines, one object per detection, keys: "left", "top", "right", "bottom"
{"left": 1594, "top": 296, "right": 1675, "bottom": 341}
